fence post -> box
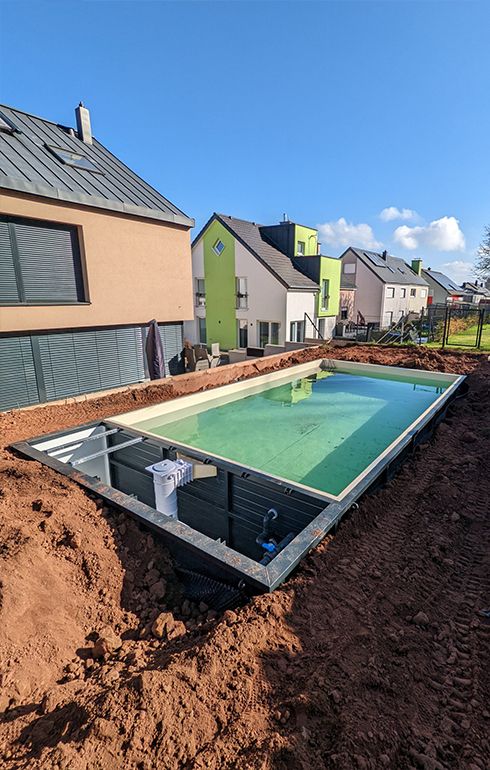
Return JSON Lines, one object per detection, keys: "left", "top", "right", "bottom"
{"left": 476, "top": 307, "right": 484, "bottom": 348}
{"left": 442, "top": 305, "right": 449, "bottom": 349}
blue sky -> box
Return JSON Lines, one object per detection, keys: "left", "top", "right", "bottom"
{"left": 1, "top": 0, "right": 489, "bottom": 282}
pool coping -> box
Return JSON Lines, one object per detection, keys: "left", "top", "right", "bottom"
{"left": 12, "top": 358, "right": 466, "bottom": 592}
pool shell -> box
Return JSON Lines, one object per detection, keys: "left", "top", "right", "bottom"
{"left": 13, "top": 358, "right": 465, "bottom": 592}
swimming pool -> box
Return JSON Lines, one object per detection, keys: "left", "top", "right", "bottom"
{"left": 130, "top": 366, "right": 448, "bottom": 498}
{"left": 16, "top": 358, "right": 465, "bottom": 592}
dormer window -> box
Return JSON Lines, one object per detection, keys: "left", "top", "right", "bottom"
{"left": 297, "top": 240, "right": 305, "bottom": 256}
{"left": 47, "top": 145, "right": 102, "bottom": 173}
{"left": 213, "top": 239, "right": 225, "bottom": 256}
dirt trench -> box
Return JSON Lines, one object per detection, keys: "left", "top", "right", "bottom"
{"left": 0, "top": 344, "right": 488, "bottom": 769}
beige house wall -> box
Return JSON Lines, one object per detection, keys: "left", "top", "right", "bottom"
{"left": 0, "top": 191, "right": 193, "bottom": 333}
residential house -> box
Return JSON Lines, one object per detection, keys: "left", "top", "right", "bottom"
{"left": 184, "top": 214, "right": 340, "bottom": 351}
{"left": 460, "top": 281, "right": 490, "bottom": 305}
{"left": 338, "top": 272, "right": 357, "bottom": 323}
{"left": 0, "top": 103, "right": 194, "bottom": 411}
{"left": 421, "top": 268, "right": 464, "bottom": 305}
{"left": 339, "top": 248, "right": 429, "bottom": 328}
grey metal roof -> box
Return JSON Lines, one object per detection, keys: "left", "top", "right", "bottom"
{"left": 461, "top": 281, "right": 490, "bottom": 296}
{"left": 422, "top": 269, "right": 462, "bottom": 295}
{"left": 0, "top": 104, "right": 193, "bottom": 228}
{"left": 347, "top": 248, "right": 429, "bottom": 286}
{"left": 196, "top": 214, "right": 319, "bottom": 291}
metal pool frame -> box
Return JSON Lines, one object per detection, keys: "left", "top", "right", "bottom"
{"left": 12, "top": 359, "right": 466, "bottom": 592}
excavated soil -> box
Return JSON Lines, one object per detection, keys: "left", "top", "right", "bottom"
{"left": 0, "top": 344, "right": 489, "bottom": 769}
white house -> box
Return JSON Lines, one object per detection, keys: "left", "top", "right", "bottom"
{"left": 339, "top": 248, "right": 429, "bottom": 328}
{"left": 184, "top": 214, "right": 341, "bottom": 351}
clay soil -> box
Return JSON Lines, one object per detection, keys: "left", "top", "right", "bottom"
{"left": 0, "top": 344, "right": 489, "bottom": 770}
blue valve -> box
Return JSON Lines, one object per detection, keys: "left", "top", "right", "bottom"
{"left": 261, "top": 541, "right": 277, "bottom": 553}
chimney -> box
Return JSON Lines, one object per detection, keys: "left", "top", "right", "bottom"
{"left": 411, "top": 258, "right": 423, "bottom": 276}
{"left": 75, "top": 102, "right": 92, "bottom": 145}
{"left": 381, "top": 250, "right": 388, "bottom": 261}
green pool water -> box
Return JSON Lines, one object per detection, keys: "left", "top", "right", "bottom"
{"left": 136, "top": 370, "right": 448, "bottom": 497}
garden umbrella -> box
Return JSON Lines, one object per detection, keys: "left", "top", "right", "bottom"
{"left": 145, "top": 319, "right": 166, "bottom": 379}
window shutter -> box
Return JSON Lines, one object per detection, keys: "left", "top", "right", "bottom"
{"left": 36, "top": 327, "right": 145, "bottom": 402}
{"left": 159, "top": 323, "right": 184, "bottom": 376}
{"left": 0, "top": 220, "right": 21, "bottom": 302}
{"left": 0, "top": 336, "right": 39, "bottom": 410}
{"left": 113, "top": 327, "right": 145, "bottom": 384}
{"left": 13, "top": 219, "right": 84, "bottom": 302}
{"left": 37, "top": 333, "right": 80, "bottom": 400}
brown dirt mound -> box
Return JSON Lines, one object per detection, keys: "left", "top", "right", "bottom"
{"left": 0, "top": 344, "right": 489, "bottom": 769}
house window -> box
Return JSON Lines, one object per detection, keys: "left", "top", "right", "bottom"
{"left": 410, "top": 288, "right": 417, "bottom": 297}
{"left": 290, "top": 321, "right": 305, "bottom": 343}
{"left": 237, "top": 319, "right": 248, "bottom": 348}
{"left": 0, "top": 215, "right": 85, "bottom": 305}
{"left": 321, "top": 279, "right": 330, "bottom": 311}
{"left": 340, "top": 307, "right": 348, "bottom": 320}
{"left": 235, "top": 277, "right": 248, "bottom": 309}
{"left": 258, "top": 321, "right": 280, "bottom": 348}
{"left": 386, "top": 287, "right": 395, "bottom": 299}
{"left": 195, "top": 278, "right": 205, "bottom": 306}
{"left": 400, "top": 288, "right": 406, "bottom": 298}
{"left": 343, "top": 263, "right": 356, "bottom": 274}
{"left": 198, "top": 317, "right": 207, "bottom": 345}
{"left": 213, "top": 239, "right": 225, "bottom": 256}
{"left": 420, "top": 289, "right": 427, "bottom": 298}
{"left": 47, "top": 146, "right": 102, "bottom": 173}
{"left": 297, "top": 241, "right": 305, "bottom": 256}
{"left": 383, "top": 311, "right": 393, "bottom": 328}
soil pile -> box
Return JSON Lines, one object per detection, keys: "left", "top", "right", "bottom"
{"left": 0, "top": 345, "right": 488, "bottom": 769}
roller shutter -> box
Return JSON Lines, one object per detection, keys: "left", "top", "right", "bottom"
{"left": 0, "top": 324, "right": 181, "bottom": 412}
{"left": 0, "top": 337, "right": 39, "bottom": 410}
{"left": 36, "top": 327, "right": 145, "bottom": 401}
{"left": 159, "top": 322, "right": 184, "bottom": 376}
{"left": 0, "top": 216, "right": 85, "bottom": 303}
{"left": 0, "top": 220, "right": 20, "bottom": 302}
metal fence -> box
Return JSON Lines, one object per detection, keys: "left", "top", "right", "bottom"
{"left": 421, "top": 303, "right": 489, "bottom": 349}
{"left": 334, "top": 303, "right": 489, "bottom": 350}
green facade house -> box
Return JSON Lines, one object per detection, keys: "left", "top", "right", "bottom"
{"left": 184, "top": 213, "right": 341, "bottom": 352}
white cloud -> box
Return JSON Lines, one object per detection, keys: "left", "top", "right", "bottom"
{"left": 393, "top": 216, "right": 465, "bottom": 252}
{"left": 318, "top": 217, "right": 382, "bottom": 250}
{"left": 438, "top": 260, "right": 474, "bottom": 284}
{"left": 379, "top": 206, "right": 417, "bottom": 222}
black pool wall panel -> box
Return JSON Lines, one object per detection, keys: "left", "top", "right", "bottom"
{"left": 228, "top": 475, "right": 325, "bottom": 561}
{"left": 108, "top": 431, "right": 164, "bottom": 506}
{"left": 105, "top": 428, "right": 325, "bottom": 562}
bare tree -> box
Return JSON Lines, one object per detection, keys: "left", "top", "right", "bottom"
{"left": 475, "top": 225, "right": 490, "bottom": 282}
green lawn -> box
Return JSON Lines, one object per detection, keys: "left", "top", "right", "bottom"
{"left": 426, "top": 323, "right": 490, "bottom": 351}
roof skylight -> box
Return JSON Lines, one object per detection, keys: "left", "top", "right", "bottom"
{"left": 364, "top": 251, "right": 388, "bottom": 267}
{"left": 0, "top": 112, "right": 20, "bottom": 134}
{"left": 47, "top": 145, "right": 102, "bottom": 173}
